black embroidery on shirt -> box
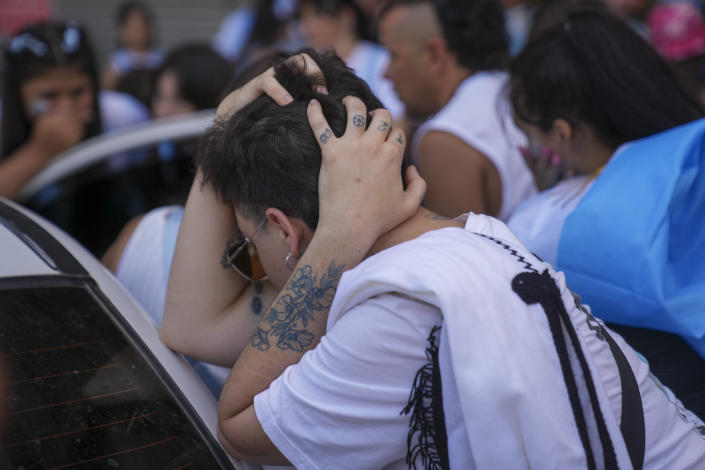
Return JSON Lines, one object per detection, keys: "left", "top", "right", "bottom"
{"left": 512, "top": 269, "right": 619, "bottom": 470}
{"left": 401, "top": 325, "right": 449, "bottom": 470}
{"left": 472, "top": 232, "right": 538, "bottom": 273}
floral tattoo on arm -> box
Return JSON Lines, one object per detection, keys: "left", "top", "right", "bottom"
{"left": 250, "top": 261, "right": 345, "bottom": 352}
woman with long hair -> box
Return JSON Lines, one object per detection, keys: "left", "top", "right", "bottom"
{"left": 507, "top": 8, "right": 705, "bottom": 419}
{"left": 1, "top": 21, "right": 102, "bottom": 199}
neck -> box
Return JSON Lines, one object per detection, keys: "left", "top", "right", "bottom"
{"left": 435, "top": 65, "right": 472, "bottom": 111}
{"left": 334, "top": 34, "right": 359, "bottom": 61}
{"left": 577, "top": 133, "right": 617, "bottom": 174}
{"left": 366, "top": 207, "right": 464, "bottom": 258}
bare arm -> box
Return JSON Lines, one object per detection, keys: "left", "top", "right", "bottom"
{"left": 160, "top": 53, "right": 323, "bottom": 366}
{"left": 217, "top": 97, "right": 426, "bottom": 462}
{"left": 160, "top": 175, "right": 279, "bottom": 366}
{"left": 418, "top": 130, "right": 502, "bottom": 218}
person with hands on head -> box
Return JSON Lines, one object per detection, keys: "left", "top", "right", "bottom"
{"left": 164, "top": 49, "right": 705, "bottom": 469}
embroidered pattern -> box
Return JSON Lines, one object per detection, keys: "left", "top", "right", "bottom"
{"left": 402, "top": 325, "right": 449, "bottom": 470}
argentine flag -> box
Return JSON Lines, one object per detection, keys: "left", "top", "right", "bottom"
{"left": 558, "top": 118, "right": 705, "bottom": 358}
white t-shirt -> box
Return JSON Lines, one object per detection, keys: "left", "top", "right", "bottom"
{"left": 412, "top": 71, "right": 537, "bottom": 221}
{"left": 254, "top": 214, "right": 705, "bottom": 469}
{"left": 346, "top": 41, "right": 404, "bottom": 120}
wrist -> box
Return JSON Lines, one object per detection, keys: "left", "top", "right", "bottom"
{"left": 308, "top": 224, "right": 376, "bottom": 269}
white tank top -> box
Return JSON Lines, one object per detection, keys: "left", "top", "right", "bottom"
{"left": 412, "top": 71, "right": 536, "bottom": 221}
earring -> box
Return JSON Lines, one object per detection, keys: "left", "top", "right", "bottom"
{"left": 285, "top": 252, "right": 297, "bottom": 271}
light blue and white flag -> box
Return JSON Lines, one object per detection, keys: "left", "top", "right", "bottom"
{"left": 558, "top": 117, "right": 705, "bottom": 358}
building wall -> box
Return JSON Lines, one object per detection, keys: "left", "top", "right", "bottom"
{"left": 54, "top": 0, "right": 246, "bottom": 69}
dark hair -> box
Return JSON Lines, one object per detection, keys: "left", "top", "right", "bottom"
{"left": 509, "top": 10, "right": 703, "bottom": 149}
{"left": 1, "top": 21, "right": 102, "bottom": 158}
{"left": 156, "top": 43, "right": 234, "bottom": 110}
{"left": 299, "top": 0, "right": 372, "bottom": 42}
{"left": 197, "top": 49, "right": 383, "bottom": 229}
{"left": 379, "top": 0, "right": 509, "bottom": 71}
{"left": 117, "top": 1, "right": 154, "bottom": 26}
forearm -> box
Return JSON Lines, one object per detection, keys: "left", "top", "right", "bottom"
{"left": 161, "top": 172, "right": 269, "bottom": 366}
{"left": 218, "top": 226, "right": 369, "bottom": 423}
{"left": 0, "top": 143, "right": 50, "bottom": 199}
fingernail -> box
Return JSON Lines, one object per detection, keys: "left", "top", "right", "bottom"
{"left": 283, "top": 95, "right": 293, "bottom": 104}
{"left": 310, "top": 98, "right": 319, "bottom": 106}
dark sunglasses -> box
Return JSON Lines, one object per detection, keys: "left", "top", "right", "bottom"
{"left": 226, "top": 219, "right": 268, "bottom": 282}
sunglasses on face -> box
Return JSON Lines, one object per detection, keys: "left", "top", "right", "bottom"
{"left": 226, "top": 219, "right": 268, "bottom": 282}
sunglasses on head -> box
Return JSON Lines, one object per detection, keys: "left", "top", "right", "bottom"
{"left": 8, "top": 25, "right": 82, "bottom": 57}
{"left": 225, "top": 219, "right": 268, "bottom": 282}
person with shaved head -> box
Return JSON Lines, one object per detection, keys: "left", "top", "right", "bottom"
{"left": 378, "top": 0, "right": 537, "bottom": 220}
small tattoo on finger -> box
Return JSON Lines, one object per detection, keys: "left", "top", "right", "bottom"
{"left": 320, "top": 128, "right": 332, "bottom": 144}
{"left": 377, "top": 121, "right": 389, "bottom": 132}
{"left": 396, "top": 135, "right": 403, "bottom": 144}
{"left": 352, "top": 115, "right": 365, "bottom": 127}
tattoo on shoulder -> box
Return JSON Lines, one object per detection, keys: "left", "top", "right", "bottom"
{"left": 250, "top": 261, "right": 345, "bottom": 352}
{"left": 352, "top": 114, "right": 365, "bottom": 128}
{"left": 220, "top": 233, "right": 241, "bottom": 269}
{"left": 425, "top": 212, "right": 450, "bottom": 221}
{"left": 320, "top": 128, "right": 332, "bottom": 144}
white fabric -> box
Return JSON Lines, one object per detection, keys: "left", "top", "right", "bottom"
{"left": 412, "top": 71, "right": 537, "bottom": 221}
{"left": 507, "top": 174, "right": 594, "bottom": 266}
{"left": 99, "top": 90, "right": 149, "bottom": 133}
{"left": 506, "top": 144, "right": 629, "bottom": 265}
{"left": 346, "top": 41, "right": 404, "bottom": 120}
{"left": 255, "top": 213, "right": 705, "bottom": 469}
{"left": 116, "top": 205, "right": 231, "bottom": 392}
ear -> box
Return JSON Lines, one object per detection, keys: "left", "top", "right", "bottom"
{"left": 425, "top": 36, "right": 449, "bottom": 72}
{"left": 264, "top": 208, "right": 310, "bottom": 258}
{"left": 550, "top": 118, "right": 574, "bottom": 143}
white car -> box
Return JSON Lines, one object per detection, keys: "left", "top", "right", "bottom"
{"left": 0, "top": 196, "right": 255, "bottom": 469}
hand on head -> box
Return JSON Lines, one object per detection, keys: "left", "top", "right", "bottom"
{"left": 307, "top": 96, "right": 425, "bottom": 253}
{"left": 213, "top": 52, "right": 426, "bottom": 257}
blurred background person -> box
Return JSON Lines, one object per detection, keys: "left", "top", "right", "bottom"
{"left": 378, "top": 0, "right": 536, "bottom": 220}
{"left": 507, "top": 7, "right": 705, "bottom": 419}
{"left": 152, "top": 42, "right": 233, "bottom": 120}
{"left": 298, "top": 0, "right": 404, "bottom": 118}
{"left": 1, "top": 21, "right": 146, "bottom": 200}
{"left": 102, "top": 1, "right": 163, "bottom": 90}
{"left": 213, "top": 0, "right": 302, "bottom": 71}
{"left": 648, "top": 0, "right": 705, "bottom": 107}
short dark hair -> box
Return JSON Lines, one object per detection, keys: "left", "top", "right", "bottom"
{"left": 379, "top": 0, "right": 509, "bottom": 71}
{"left": 197, "top": 49, "right": 383, "bottom": 229}
{"left": 117, "top": 1, "right": 154, "bottom": 26}
{"left": 509, "top": 10, "right": 703, "bottom": 149}
{"left": 157, "top": 43, "right": 234, "bottom": 110}
{"left": 2, "top": 21, "right": 102, "bottom": 158}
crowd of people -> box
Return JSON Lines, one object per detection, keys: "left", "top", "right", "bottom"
{"left": 2, "top": 0, "right": 705, "bottom": 468}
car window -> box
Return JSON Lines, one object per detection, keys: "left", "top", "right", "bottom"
{"left": 0, "top": 278, "right": 232, "bottom": 469}
{"left": 26, "top": 139, "right": 196, "bottom": 257}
